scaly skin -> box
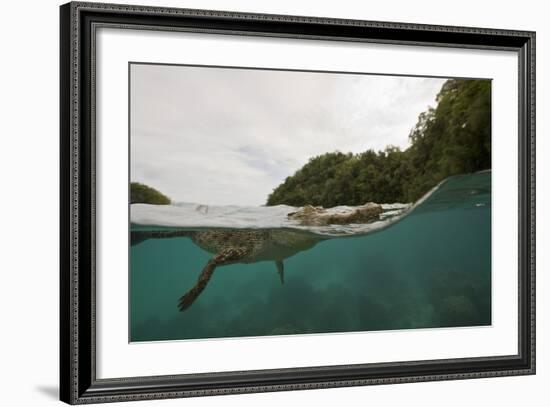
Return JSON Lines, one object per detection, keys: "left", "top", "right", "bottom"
{"left": 131, "top": 229, "right": 325, "bottom": 310}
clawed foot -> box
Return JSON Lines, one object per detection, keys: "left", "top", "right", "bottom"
{"left": 178, "top": 291, "right": 196, "bottom": 311}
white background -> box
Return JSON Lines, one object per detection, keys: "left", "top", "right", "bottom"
{"left": 0, "top": 0, "right": 547, "bottom": 406}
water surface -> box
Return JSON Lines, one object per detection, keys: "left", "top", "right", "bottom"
{"left": 130, "top": 171, "right": 491, "bottom": 342}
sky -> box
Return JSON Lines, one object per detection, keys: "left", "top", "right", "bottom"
{"left": 130, "top": 64, "right": 446, "bottom": 206}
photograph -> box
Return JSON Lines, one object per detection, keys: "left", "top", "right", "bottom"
{"left": 129, "top": 63, "right": 492, "bottom": 342}
{"left": 57, "top": 1, "right": 536, "bottom": 404}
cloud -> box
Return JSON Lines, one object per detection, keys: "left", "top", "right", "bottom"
{"left": 130, "top": 64, "right": 446, "bottom": 205}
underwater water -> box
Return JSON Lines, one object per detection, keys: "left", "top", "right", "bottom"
{"left": 130, "top": 171, "right": 491, "bottom": 342}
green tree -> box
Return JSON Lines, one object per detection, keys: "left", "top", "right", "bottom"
{"left": 130, "top": 182, "right": 171, "bottom": 205}
{"left": 266, "top": 78, "right": 491, "bottom": 207}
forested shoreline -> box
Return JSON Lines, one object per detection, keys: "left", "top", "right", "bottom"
{"left": 130, "top": 182, "right": 171, "bottom": 205}
{"left": 266, "top": 79, "right": 491, "bottom": 207}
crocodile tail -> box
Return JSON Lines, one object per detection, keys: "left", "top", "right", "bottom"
{"left": 130, "top": 230, "right": 194, "bottom": 246}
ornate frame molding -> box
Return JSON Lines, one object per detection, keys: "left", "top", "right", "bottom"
{"left": 60, "top": 2, "right": 535, "bottom": 404}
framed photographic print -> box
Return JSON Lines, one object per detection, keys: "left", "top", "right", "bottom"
{"left": 60, "top": 1, "right": 536, "bottom": 404}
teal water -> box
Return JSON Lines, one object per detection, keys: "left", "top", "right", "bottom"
{"left": 130, "top": 171, "right": 491, "bottom": 342}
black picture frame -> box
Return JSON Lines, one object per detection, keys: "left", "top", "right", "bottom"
{"left": 60, "top": 1, "right": 536, "bottom": 404}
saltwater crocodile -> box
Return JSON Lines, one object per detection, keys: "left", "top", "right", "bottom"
{"left": 131, "top": 229, "right": 326, "bottom": 311}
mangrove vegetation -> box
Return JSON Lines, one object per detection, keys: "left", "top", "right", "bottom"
{"left": 266, "top": 79, "right": 491, "bottom": 207}
{"left": 130, "top": 182, "right": 171, "bottom": 205}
